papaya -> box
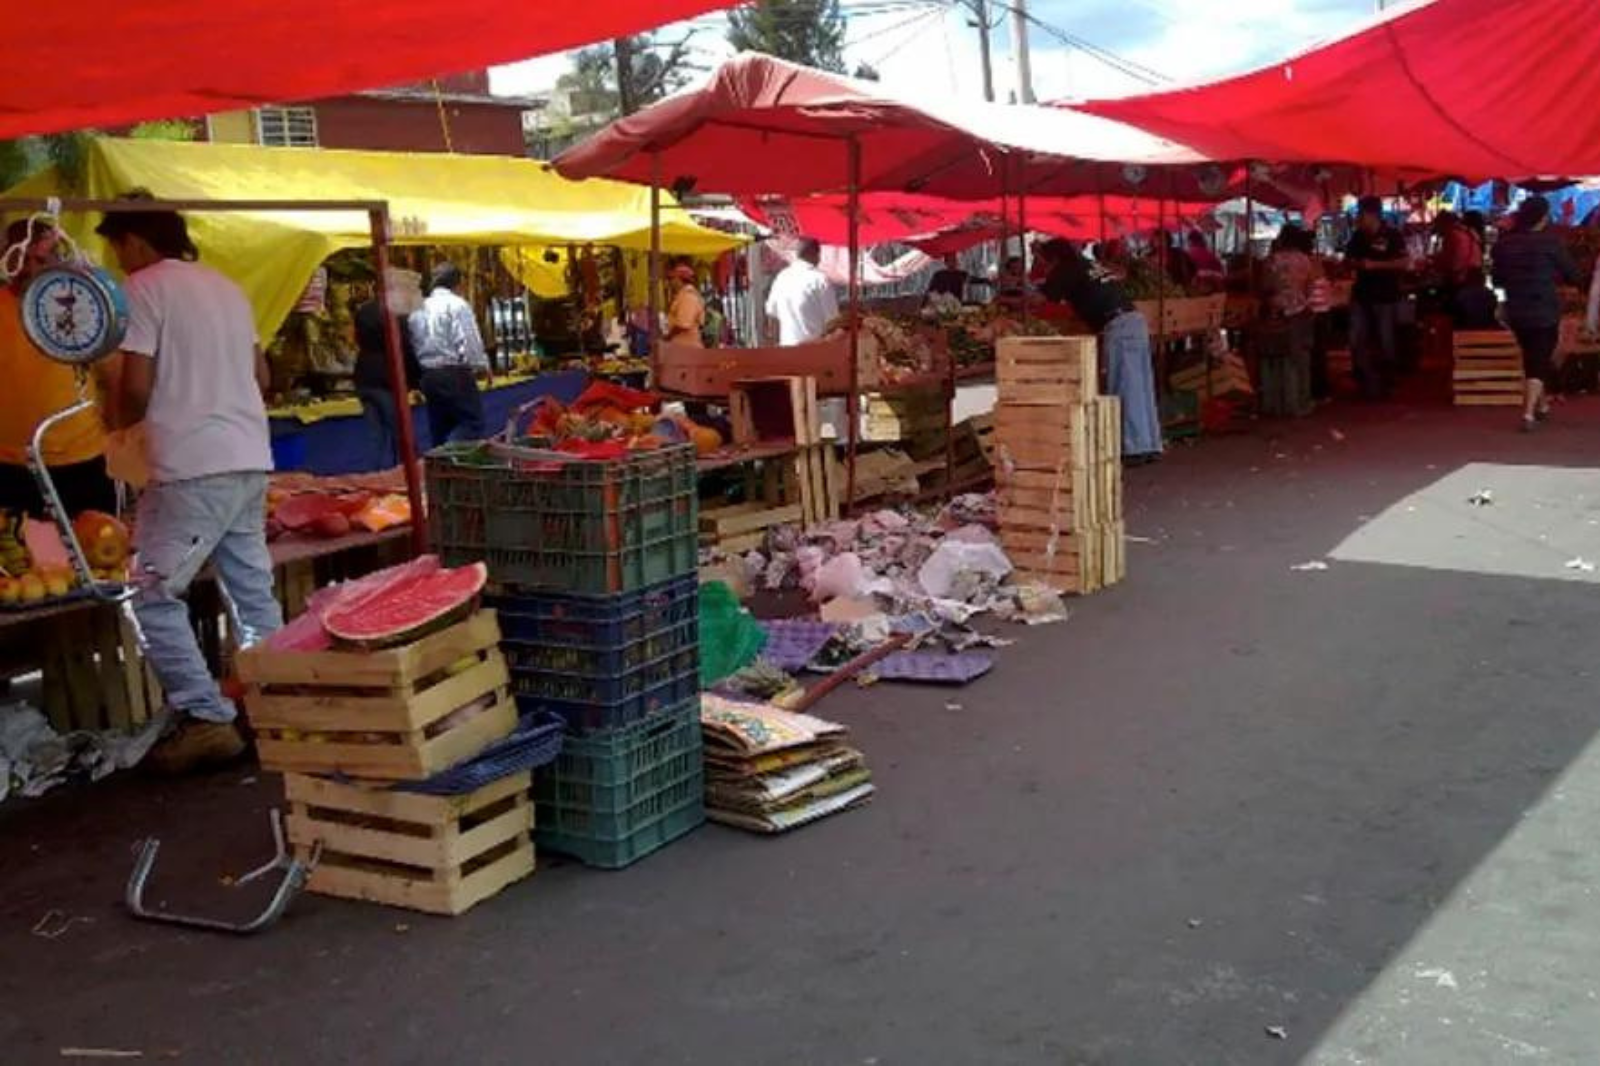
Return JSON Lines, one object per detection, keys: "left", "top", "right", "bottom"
{"left": 687, "top": 422, "right": 723, "bottom": 456}
{"left": 71, "top": 510, "right": 132, "bottom": 569}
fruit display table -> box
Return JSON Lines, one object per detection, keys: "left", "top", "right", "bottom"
{"left": 0, "top": 526, "right": 413, "bottom": 734}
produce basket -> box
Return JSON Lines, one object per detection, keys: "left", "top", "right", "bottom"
{"left": 535, "top": 700, "right": 705, "bottom": 869}
{"left": 426, "top": 440, "right": 697, "bottom": 595}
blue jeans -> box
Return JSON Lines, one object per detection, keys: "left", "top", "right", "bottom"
{"left": 1105, "top": 311, "right": 1163, "bottom": 457}
{"left": 1350, "top": 301, "right": 1398, "bottom": 398}
{"left": 133, "top": 472, "right": 282, "bottom": 723}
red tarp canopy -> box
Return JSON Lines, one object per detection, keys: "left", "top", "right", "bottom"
{"left": 3, "top": 2, "right": 729, "bottom": 139}
{"left": 741, "top": 192, "right": 1215, "bottom": 251}
{"left": 1078, "top": 0, "right": 1600, "bottom": 180}
{"left": 555, "top": 53, "right": 1220, "bottom": 200}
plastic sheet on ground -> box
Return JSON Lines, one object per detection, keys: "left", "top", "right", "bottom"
{"left": 0, "top": 702, "right": 165, "bottom": 802}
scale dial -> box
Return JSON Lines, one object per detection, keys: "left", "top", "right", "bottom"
{"left": 20, "top": 265, "right": 129, "bottom": 365}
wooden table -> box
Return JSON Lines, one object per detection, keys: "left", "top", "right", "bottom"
{"left": 0, "top": 526, "right": 412, "bottom": 734}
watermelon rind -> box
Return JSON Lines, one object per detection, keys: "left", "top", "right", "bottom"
{"left": 323, "top": 561, "right": 488, "bottom": 649}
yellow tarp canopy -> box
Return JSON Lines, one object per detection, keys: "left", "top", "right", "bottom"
{"left": 4, "top": 137, "right": 742, "bottom": 338}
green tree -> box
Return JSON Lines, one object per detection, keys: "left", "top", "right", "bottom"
{"left": 556, "top": 33, "right": 698, "bottom": 122}
{"left": 727, "top": 0, "right": 847, "bottom": 73}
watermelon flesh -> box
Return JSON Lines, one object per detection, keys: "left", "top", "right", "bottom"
{"left": 273, "top": 493, "right": 350, "bottom": 531}
{"left": 323, "top": 559, "right": 487, "bottom": 648}
{"left": 267, "top": 555, "right": 442, "bottom": 652}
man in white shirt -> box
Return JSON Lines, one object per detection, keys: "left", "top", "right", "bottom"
{"left": 409, "top": 263, "right": 488, "bottom": 446}
{"left": 97, "top": 199, "right": 281, "bottom": 773}
{"left": 765, "top": 237, "right": 839, "bottom": 345}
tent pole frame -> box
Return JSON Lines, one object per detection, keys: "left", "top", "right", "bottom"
{"left": 845, "top": 135, "right": 863, "bottom": 512}
{"left": 0, "top": 195, "right": 427, "bottom": 556}
{"left": 649, "top": 151, "right": 663, "bottom": 383}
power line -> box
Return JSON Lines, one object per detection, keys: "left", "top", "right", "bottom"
{"left": 978, "top": 0, "right": 1171, "bottom": 85}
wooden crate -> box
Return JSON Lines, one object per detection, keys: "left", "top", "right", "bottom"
{"left": 861, "top": 391, "right": 946, "bottom": 443}
{"left": 699, "top": 444, "right": 839, "bottom": 550}
{"left": 1006, "top": 520, "right": 1125, "bottom": 596}
{"left": 1452, "top": 331, "right": 1524, "bottom": 406}
{"left": 994, "top": 397, "right": 1122, "bottom": 471}
{"left": 996, "top": 335, "right": 1100, "bottom": 406}
{"left": 997, "top": 458, "right": 1120, "bottom": 530}
{"left": 658, "top": 337, "right": 864, "bottom": 397}
{"left": 285, "top": 770, "right": 534, "bottom": 915}
{"left": 730, "top": 375, "right": 820, "bottom": 446}
{"left": 237, "top": 611, "right": 516, "bottom": 782}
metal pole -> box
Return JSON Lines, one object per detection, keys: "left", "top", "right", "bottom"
{"left": 649, "top": 151, "right": 662, "bottom": 384}
{"left": 1011, "top": 0, "right": 1036, "bottom": 103}
{"left": 845, "top": 137, "right": 863, "bottom": 510}
{"left": 1018, "top": 153, "right": 1030, "bottom": 326}
{"left": 369, "top": 207, "right": 427, "bottom": 556}
{"left": 973, "top": 0, "right": 996, "bottom": 102}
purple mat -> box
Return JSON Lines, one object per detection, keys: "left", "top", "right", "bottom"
{"left": 758, "top": 619, "right": 839, "bottom": 672}
{"left": 874, "top": 650, "right": 995, "bottom": 685}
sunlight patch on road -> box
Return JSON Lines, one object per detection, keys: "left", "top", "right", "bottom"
{"left": 1306, "top": 725, "right": 1600, "bottom": 1064}
{"left": 1329, "top": 463, "right": 1600, "bottom": 584}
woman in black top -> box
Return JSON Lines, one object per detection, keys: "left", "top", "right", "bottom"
{"left": 353, "top": 293, "right": 424, "bottom": 469}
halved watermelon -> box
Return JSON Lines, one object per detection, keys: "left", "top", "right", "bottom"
{"left": 323, "top": 559, "right": 487, "bottom": 649}
{"left": 267, "top": 555, "right": 443, "bottom": 652}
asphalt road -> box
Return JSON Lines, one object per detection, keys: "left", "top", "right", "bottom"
{"left": 5, "top": 394, "right": 1600, "bottom": 1065}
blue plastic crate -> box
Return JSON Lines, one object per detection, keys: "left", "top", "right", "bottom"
{"left": 510, "top": 647, "right": 699, "bottom": 734}
{"left": 491, "top": 575, "right": 698, "bottom": 646}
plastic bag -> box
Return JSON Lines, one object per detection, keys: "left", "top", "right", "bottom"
{"left": 698, "top": 580, "right": 767, "bottom": 687}
{"left": 917, "top": 540, "right": 1013, "bottom": 599}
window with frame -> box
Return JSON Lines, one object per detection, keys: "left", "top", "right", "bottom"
{"left": 256, "top": 106, "right": 318, "bottom": 147}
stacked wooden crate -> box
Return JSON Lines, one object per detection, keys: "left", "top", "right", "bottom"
{"left": 993, "top": 336, "right": 1126, "bottom": 595}
{"left": 702, "top": 375, "right": 840, "bottom": 551}
{"left": 236, "top": 611, "right": 534, "bottom": 915}
{"left": 1452, "top": 331, "right": 1524, "bottom": 406}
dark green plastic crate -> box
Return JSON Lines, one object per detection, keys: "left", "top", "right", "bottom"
{"left": 534, "top": 701, "right": 705, "bottom": 869}
{"left": 426, "top": 441, "right": 698, "bottom": 594}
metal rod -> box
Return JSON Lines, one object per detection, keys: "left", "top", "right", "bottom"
{"left": 369, "top": 208, "right": 427, "bottom": 556}
{"left": 0, "top": 197, "right": 390, "bottom": 214}
{"left": 1018, "top": 153, "right": 1030, "bottom": 327}
{"left": 845, "top": 137, "right": 863, "bottom": 511}
{"left": 649, "top": 152, "right": 662, "bottom": 383}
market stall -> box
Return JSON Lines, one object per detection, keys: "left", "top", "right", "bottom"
{"left": 7, "top": 138, "right": 746, "bottom": 473}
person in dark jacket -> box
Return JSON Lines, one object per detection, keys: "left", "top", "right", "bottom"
{"left": 353, "top": 274, "right": 424, "bottom": 469}
{"left": 1343, "top": 196, "right": 1410, "bottom": 399}
{"left": 1491, "top": 195, "right": 1582, "bottom": 430}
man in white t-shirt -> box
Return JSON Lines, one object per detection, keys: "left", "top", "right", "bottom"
{"left": 97, "top": 199, "right": 281, "bottom": 773}
{"left": 765, "top": 237, "right": 839, "bottom": 345}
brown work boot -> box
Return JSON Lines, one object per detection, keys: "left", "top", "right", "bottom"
{"left": 144, "top": 719, "right": 248, "bottom": 775}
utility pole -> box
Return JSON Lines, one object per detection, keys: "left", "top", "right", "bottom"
{"left": 1011, "top": 0, "right": 1035, "bottom": 103}
{"left": 971, "top": 0, "right": 996, "bottom": 102}
{"left": 613, "top": 37, "right": 638, "bottom": 116}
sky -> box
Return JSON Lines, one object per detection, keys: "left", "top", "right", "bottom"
{"left": 490, "top": 0, "right": 1380, "bottom": 104}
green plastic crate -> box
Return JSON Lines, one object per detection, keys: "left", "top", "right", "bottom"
{"left": 534, "top": 701, "right": 705, "bottom": 868}
{"left": 426, "top": 442, "right": 698, "bottom": 594}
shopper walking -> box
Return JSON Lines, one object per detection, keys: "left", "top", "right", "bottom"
{"left": 1492, "top": 195, "right": 1582, "bottom": 431}
{"left": 97, "top": 197, "right": 281, "bottom": 773}
{"left": 409, "top": 263, "right": 489, "bottom": 446}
